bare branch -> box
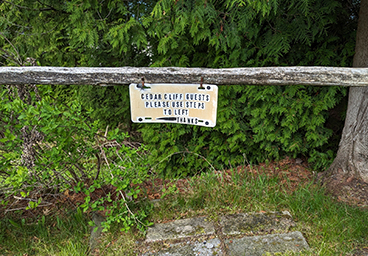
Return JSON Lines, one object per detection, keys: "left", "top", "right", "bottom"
{"left": 0, "top": 32, "right": 22, "bottom": 64}
{"left": 0, "top": 49, "right": 21, "bottom": 66}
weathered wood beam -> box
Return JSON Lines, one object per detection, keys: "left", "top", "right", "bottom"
{"left": 1, "top": 66, "right": 368, "bottom": 86}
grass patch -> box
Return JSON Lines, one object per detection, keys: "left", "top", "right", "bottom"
{"left": 0, "top": 208, "right": 90, "bottom": 255}
{"left": 149, "top": 165, "right": 368, "bottom": 255}
{"left": 0, "top": 207, "right": 143, "bottom": 256}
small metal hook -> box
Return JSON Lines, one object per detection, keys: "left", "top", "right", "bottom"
{"left": 136, "top": 77, "right": 145, "bottom": 89}
{"left": 199, "top": 77, "right": 204, "bottom": 89}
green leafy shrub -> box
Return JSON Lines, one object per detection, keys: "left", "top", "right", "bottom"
{"left": 0, "top": 0, "right": 358, "bottom": 176}
{"left": 0, "top": 85, "right": 150, "bottom": 232}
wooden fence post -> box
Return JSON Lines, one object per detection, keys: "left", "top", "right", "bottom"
{"left": 1, "top": 66, "right": 368, "bottom": 86}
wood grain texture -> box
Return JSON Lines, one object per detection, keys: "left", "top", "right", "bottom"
{"left": 1, "top": 66, "right": 368, "bottom": 86}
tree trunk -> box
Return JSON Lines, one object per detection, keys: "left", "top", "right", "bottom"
{"left": 323, "top": 0, "right": 368, "bottom": 183}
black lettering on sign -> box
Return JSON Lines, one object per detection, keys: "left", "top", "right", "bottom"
{"left": 164, "top": 93, "right": 184, "bottom": 100}
{"left": 178, "top": 117, "right": 186, "bottom": 123}
{"left": 144, "top": 101, "right": 179, "bottom": 108}
{"left": 144, "top": 101, "right": 159, "bottom": 108}
{"left": 177, "top": 117, "right": 198, "bottom": 124}
{"left": 188, "top": 118, "right": 198, "bottom": 124}
{"left": 143, "top": 99, "right": 205, "bottom": 110}
{"left": 173, "top": 109, "right": 189, "bottom": 116}
{"left": 184, "top": 101, "right": 206, "bottom": 109}
{"left": 185, "top": 93, "right": 210, "bottom": 102}
{"left": 167, "top": 101, "right": 184, "bottom": 108}
{"left": 163, "top": 109, "right": 172, "bottom": 115}
{"left": 141, "top": 93, "right": 162, "bottom": 100}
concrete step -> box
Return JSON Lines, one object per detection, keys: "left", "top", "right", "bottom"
{"left": 143, "top": 211, "right": 310, "bottom": 255}
{"left": 146, "top": 216, "right": 215, "bottom": 242}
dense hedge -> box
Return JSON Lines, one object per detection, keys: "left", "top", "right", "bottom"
{"left": 0, "top": 0, "right": 358, "bottom": 175}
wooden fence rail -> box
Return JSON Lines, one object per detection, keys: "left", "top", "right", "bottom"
{"left": 1, "top": 66, "right": 368, "bottom": 86}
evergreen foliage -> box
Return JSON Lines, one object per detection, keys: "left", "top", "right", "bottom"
{"left": 140, "top": 0, "right": 357, "bottom": 174}
{"left": 0, "top": 0, "right": 359, "bottom": 175}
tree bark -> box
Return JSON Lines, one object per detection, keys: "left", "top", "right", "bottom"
{"left": 1, "top": 66, "right": 368, "bottom": 86}
{"left": 323, "top": 0, "right": 368, "bottom": 182}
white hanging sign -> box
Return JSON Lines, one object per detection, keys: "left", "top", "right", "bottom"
{"left": 129, "top": 83, "right": 218, "bottom": 127}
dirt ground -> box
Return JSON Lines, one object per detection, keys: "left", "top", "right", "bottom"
{"left": 2, "top": 157, "right": 368, "bottom": 218}
{"left": 318, "top": 168, "right": 368, "bottom": 209}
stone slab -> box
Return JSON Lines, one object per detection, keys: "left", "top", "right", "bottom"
{"left": 143, "top": 238, "right": 223, "bottom": 256}
{"left": 220, "top": 211, "right": 295, "bottom": 235}
{"left": 146, "top": 217, "right": 215, "bottom": 242}
{"left": 89, "top": 212, "right": 105, "bottom": 253}
{"left": 225, "top": 231, "right": 310, "bottom": 256}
